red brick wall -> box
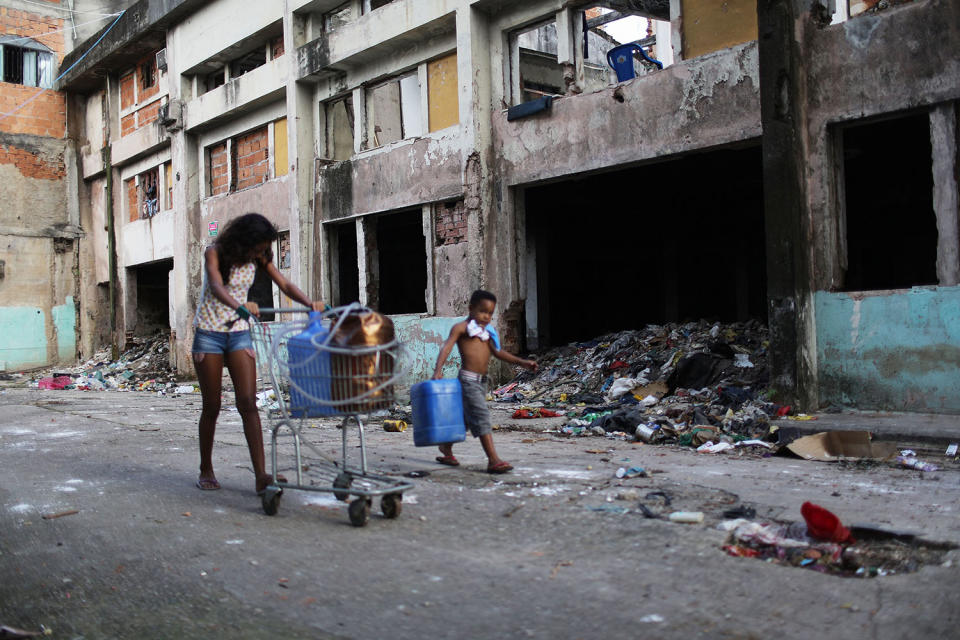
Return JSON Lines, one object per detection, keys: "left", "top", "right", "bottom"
{"left": 120, "top": 113, "right": 136, "bottom": 137}
{"left": 0, "top": 143, "right": 65, "bottom": 180}
{"left": 119, "top": 72, "right": 136, "bottom": 111}
{"left": 435, "top": 200, "right": 466, "bottom": 245}
{"left": 233, "top": 127, "right": 269, "bottom": 191}
{"left": 208, "top": 142, "right": 229, "bottom": 196}
{"left": 138, "top": 100, "right": 160, "bottom": 127}
{"left": 119, "top": 52, "right": 162, "bottom": 137}
{"left": 0, "top": 6, "right": 66, "bottom": 138}
{"left": 127, "top": 178, "right": 138, "bottom": 222}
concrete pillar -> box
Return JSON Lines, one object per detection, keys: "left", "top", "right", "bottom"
{"left": 285, "top": 5, "right": 319, "bottom": 301}
{"left": 931, "top": 103, "right": 960, "bottom": 286}
{"left": 456, "top": 6, "right": 493, "bottom": 295}
{"left": 167, "top": 27, "right": 202, "bottom": 373}
{"left": 757, "top": 0, "right": 816, "bottom": 408}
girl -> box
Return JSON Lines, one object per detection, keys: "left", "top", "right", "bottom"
{"left": 192, "top": 213, "right": 324, "bottom": 495}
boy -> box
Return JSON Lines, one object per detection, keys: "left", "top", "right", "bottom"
{"left": 432, "top": 290, "right": 538, "bottom": 473}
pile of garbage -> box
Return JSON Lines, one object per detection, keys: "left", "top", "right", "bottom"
{"left": 497, "top": 320, "right": 781, "bottom": 445}
{"left": 28, "top": 334, "right": 191, "bottom": 394}
{"left": 720, "top": 502, "right": 945, "bottom": 578}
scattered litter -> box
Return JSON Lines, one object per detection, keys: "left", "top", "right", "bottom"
{"left": 382, "top": 419, "right": 408, "bottom": 432}
{"left": 0, "top": 625, "right": 49, "bottom": 638}
{"left": 512, "top": 408, "right": 563, "bottom": 419}
{"left": 785, "top": 431, "right": 897, "bottom": 462}
{"left": 896, "top": 450, "right": 939, "bottom": 472}
{"left": 614, "top": 466, "right": 647, "bottom": 479}
{"left": 27, "top": 335, "right": 185, "bottom": 394}
{"left": 668, "top": 511, "right": 704, "bottom": 524}
{"left": 41, "top": 510, "right": 78, "bottom": 520}
{"left": 946, "top": 443, "right": 958, "bottom": 457}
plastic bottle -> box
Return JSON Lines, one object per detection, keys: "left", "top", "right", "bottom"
{"left": 668, "top": 511, "right": 705, "bottom": 524}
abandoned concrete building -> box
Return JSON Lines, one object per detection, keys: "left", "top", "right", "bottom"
{"left": 0, "top": 0, "right": 958, "bottom": 414}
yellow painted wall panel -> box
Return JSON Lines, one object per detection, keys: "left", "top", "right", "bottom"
{"left": 681, "top": 0, "right": 758, "bottom": 60}
{"left": 428, "top": 53, "right": 459, "bottom": 133}
{"left": 274, "top": 117, "right": 289, "bottom": 177}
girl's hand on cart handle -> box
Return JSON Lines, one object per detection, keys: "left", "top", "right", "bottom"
{"left": 308, "top": 300, "right": 329, "bottom": 313}
{"left": 237, "top": 301, "right": 259, "bottom": 320}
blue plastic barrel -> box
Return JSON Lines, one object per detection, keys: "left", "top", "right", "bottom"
{"left": 287, "top": 312, "right": 335, "bottom": 417}
{"left": 411, "top": 379, "right": 466, "bottom": 447}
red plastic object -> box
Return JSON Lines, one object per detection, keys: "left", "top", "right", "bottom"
{"left": 801, "top": 501, "right": 855, "bottom": 544}
{"left": 776, "top": 405, "right": 792, "bottom": 417}
{"left": 38, "top": 376, "right": 72, "bottom": 390}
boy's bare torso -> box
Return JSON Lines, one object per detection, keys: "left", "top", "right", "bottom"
{"left": 455, "top": 321, "right": 494, "bottom": 375}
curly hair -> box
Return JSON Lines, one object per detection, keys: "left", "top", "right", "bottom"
{"left": 213, "top": 213, "right": 279, "bottom": 283}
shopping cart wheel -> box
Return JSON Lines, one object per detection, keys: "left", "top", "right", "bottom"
{"left": 348, "top": 497, "right": 371, "bottom": 527}
{"left": 381, "top": 493, "right": 402, "bottom": 519}
{"left": 333, "top": 472, "right": 353, "bottom": 502}
{"left": 261, "top": 486, "right": 282, "bottom": 516}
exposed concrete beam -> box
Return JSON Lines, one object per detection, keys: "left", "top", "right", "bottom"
{"left": 604, "top": 0, "right": 669, "bottom": 21}
{"left": 58, "top": 0, "right": 210, "bottom": 93}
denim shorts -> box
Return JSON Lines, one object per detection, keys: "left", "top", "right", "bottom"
{"left": 192, "top": 328, "right": 253, "bottom": 354}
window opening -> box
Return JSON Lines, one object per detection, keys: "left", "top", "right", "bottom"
{"left": 325, "top": 96, "right": 355, "bottom": 160}
{"left": 0, "top": 41, "right": 54, "bottom": 88}
{"left": 376, "top": 210, "right": 427, "bottom": 315}
{"left": 331, "top": 222, "right": 360, "bottom": 306}
{"left": 278, "top": 231, "right": 292, "bottom": 269}
{"left": 140, "top": 60, "right": 156, "bottom": 91}
{"left": 205, "top": 68, "right": 226, "bottom": 92}
{"left": 582, "top": 6, "right": 669, "bottom": 89}
{"left": 140, "top": 168, "right": 159, "bottom": 218}
{"left": 365, "top": 73, "right": 422, "bottom": 149}
{"left": 230, "top": 48, "right": 267, "bottom": 79}
{"left": 840, "top": 113, "right": 937, "bottom": 291}
{"left": 511, "top": 20, "right": 563, "bottom": 105}
{"left": 324, "top": 2, "right": 355, "bottom": 31}
{"left": 164, "top": 161, "right": 173, "bottom": 210}
{"left": 362, "top": 0, "right": 396, "bottom": 14}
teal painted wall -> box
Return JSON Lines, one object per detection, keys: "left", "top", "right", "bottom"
{"left": 0, "top": 306, "right": 47, "bottom": 369}
{"left": 393, "top": 315, "right": 462, "bottom": 390}
{"left": 53, "top": 296, "right": 76, "bottom": 361}
{"left": 0, "top": 297, "right": 76, "bottom": 370}
{"left": 815, "top": 287, "right": 960, "bottom": 413}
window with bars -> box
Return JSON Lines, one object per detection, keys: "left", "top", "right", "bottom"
{"left": 0, "top": 39, "right": 54, "bottom": 88}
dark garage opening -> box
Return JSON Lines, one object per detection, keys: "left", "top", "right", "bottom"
{"left": 376, "top": 210, "right": 427, "bottom": 315}
{"left": 841, "top": 113, "right": 937, "bottom": 291}
{"left": 526, "top": 145, "right": 767, "bottom": 347}
{"left": 133, "top": 259, "right": 172, "bottom": 336}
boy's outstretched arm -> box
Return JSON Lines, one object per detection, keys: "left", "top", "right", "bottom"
{"left": 432, "top": 323, "right": 465, "bottom": 379}
{"left": 493, "top": 347, "right": 538, "bottom": 372}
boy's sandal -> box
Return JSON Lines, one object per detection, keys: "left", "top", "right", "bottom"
{"left": 436, "top": 455, "right": 460, "bottom": 467}
{"left": 487, "top": 461, "right": 513, "bottom": 474}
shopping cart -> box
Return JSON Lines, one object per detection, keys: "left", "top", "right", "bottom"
{"left": 250, "top": 303, "right": 413, "bottom": 527}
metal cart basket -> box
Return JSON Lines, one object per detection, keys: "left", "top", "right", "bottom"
{"left": 251, "top": 303, "right": 412, "bottom": 527}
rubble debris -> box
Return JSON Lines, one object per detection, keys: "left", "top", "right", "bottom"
{"left": 498, "top": 320, "right": 781, "bottom": 449}
{"left": 24, "top": 335, "right": 185, "bottom": 394}
{"left": 896, "top": 450, "right": 939, "bottom": 472}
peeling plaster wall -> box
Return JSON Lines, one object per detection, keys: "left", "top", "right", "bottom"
{"left": 392, "top": 314, "right": 461, "bottom": 391}
{"left": 797, "top": 0, "right": 960, "bottom": 412}
{"left": 317, "top": 132, "right": 463, "bottom": 218}
{"left": 493, "top": 41, "right": 761, "bottom": 187}
{"left": 816, "top": 287, "right": 960, "bottom": 413}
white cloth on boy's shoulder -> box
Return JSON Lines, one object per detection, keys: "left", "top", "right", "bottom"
{"left": 466, "top": 318, "right": 501, "bottom": 350}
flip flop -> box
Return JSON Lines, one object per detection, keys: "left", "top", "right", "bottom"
{"left": 196, "top": 477, "right": 221, "bottom": 491}
{"left": 436, "top": 455, "right": 460, "bottom": 467}
{"left": 487, "top": 461, "right": 513, "bottom": 474}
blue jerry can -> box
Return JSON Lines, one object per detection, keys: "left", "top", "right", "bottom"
{"left": 411, "top": 379, "right": 466, "bottom": 447}
{"left": 287, "top": 312, "right": 335, "bottom": 417}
